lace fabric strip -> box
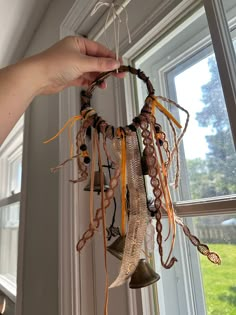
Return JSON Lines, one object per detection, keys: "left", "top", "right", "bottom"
{"left": 110, "top": 132, "right": 148, "bottom": 288}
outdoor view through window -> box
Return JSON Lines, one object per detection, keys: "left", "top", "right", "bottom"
{"left": 174, "top": 46, "right": 236, "bottom": 315}
{"left": 135, "top": 5, "right": 236, "bottom": 315}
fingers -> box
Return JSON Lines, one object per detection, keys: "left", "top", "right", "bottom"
{"left": 78, "top": 37, "right": 116, "bottom": 59}
{"left": 79, "top": 71, "right": 125, "bottom": 83}
{"left": 78, "top": 54, "right": 120, "bottom": 73}
{"left": 76, "top": 37, "right": 126, "bottom": 76}
{"left": 113, "top": 71, "right": 126, "bottom": 79}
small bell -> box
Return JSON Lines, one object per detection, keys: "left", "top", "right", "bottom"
{"left": 107, "top": 236, "right": 126, "bottom": 260}
{"left": 129, "top": 259, "right": 160, "bottom": 289}
{"left": 84, "top": 171, "right": 110, "bottom": 193}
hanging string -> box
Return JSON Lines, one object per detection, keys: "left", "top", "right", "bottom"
{"left": 89, "top": 130, "right": 97, "bottom": 228}
{"left": 96, "top": 131, "right": 109, "bottom": 315}
{"left": 106, "top": 158, "right": 119, "bottom": 240}
{"left": 91, "top": 1, "right": 132, "bottom": 63}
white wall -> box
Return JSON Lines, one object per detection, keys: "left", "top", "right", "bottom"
{"left": 19, "top": 1, "right": 74, "bottom": 315}
{"left": 0, "top": 0, "right": 51, "bottom": 67}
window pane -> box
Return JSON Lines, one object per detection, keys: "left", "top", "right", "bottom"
{"left": 193, "top": 213, "right": 236, "bottom": 315}
{"left": 0, "top": 202, "right": 20, "bottom": 281}
{"left": 173, "top": 53, "right": 236, "bottom": 200}
{"left": 8, "top": 156, "right": 22, "bottom": 196}
{"left": 135, "top": 6, "right": 236, "bottom": 201}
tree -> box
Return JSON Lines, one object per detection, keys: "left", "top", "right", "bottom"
{"left": 188, "top": 56, "right": 236, "bottom": 198}
{"left": 187, "top": 158, "right": 216, "bottom": 199}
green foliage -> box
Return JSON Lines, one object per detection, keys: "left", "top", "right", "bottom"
{"left": 200, "top": 244, "right": 236, "bottom": 315}
{"left": 187, "top": 56, "right": 236, "bottom": 199}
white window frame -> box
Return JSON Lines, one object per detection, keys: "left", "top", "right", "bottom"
{"left": 59, "top": 0, "right": 236, "bottom": 315}
{"left": 0, "top": 115, "right": 24, "bottom": 302}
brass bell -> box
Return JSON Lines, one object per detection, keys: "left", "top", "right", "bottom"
{"left": 107, "top": 236, "right": 126, "bottom": 260}
{"left": 129, "top": 259, "right": 160, "bottom": 289}
{"left": 84, "top": 171, "right": 110, "bottom": 193}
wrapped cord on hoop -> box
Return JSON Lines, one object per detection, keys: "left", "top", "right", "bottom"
{"left": 81, "top": 65, "right": 155, "bottom": 111}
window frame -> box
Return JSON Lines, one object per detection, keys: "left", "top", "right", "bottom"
{"left": 125, "top": 0, "right": 236, "bottom": 213}
{"left": 0, "top": 115, "right": 24, "bottom": 301}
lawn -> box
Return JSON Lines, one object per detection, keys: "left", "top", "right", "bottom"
{"left": 200, "top": 244, "right": 236, "bottom": 315}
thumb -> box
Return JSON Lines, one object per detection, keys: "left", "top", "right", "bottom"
{"left": 79, "top": 55, "right": 120, "bottom": 73}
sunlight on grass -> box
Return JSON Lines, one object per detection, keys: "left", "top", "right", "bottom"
{"left": 200, "top": 244, "right": 236, "bottom": 315}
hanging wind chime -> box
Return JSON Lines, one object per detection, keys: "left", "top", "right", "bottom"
{"left": 44, "top": 1, "right": 221, "bottom": 314}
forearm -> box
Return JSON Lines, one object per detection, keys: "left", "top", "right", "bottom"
{"left": 0, "top": 36, "right": 121, "bottom": 145}
{"left": 0, "top": 57, "right": 44, "bottom": 145}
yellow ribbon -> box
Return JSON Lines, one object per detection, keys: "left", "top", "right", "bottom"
{"left": 151, "top": 96, "right": 182, "bottom": 129}
{"left": 118, "top": 128, "right": 127, "bottom": 237}
{"left": 43, "top": 115, "right": 82, "bottom": 158}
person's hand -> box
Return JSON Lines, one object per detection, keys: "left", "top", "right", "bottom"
{"left": 29, "top": 36, "right": 123, "bottom": 95}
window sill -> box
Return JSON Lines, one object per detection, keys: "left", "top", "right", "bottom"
{"left": 0, "top": 275, "right": 16, "bottom": 303}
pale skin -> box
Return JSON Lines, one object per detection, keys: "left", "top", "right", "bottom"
{"left": 0, "top": 36, "right": 124, "bottom": 145}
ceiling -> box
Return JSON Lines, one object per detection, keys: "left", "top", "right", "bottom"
{"left": 0, "top": 0, "right": 52, "bottom": 67}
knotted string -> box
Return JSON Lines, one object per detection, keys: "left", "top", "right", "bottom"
{"left": 91, "top": 1, "right": 132, "bottom": 64}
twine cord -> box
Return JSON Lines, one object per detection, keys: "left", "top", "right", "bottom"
{"left": 91, "top": 1, "right": 131, "bottom": 64}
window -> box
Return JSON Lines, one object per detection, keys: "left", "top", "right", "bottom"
{"left": 223, "top": 0, "right": 236, "bottom": 52}
{"left": 132, "top": 2, "right": 236, "bottom": 315}
{"left": 0, "top": 116, "right": 24, "bottom": 300}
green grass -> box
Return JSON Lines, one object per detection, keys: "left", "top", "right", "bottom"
{"left": 200, "top": 244, "right": 236, "bottom": 315}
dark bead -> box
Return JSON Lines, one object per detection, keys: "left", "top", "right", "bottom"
{"left": 150, "top": 212, "right": 155, "bottom": 217}
{"left": 84, "top": 156, "right": 91, "bottom": 164}
{"left": 159, "top": 139, "right": 163, "bottom": 146}
{"left": 128, "top": 124, "right": 136, "bottom": 132}
{"left": 155, "top": 124, "right": 161, "bottom": 133}
{"left": 80, "top": 144, "right": 87, "bottom": 151}
{"left": 141, "top": 109, "right": 151, "bottom": 114}
{"left": 133, "top": 117, "right": 141, "bottom": 124}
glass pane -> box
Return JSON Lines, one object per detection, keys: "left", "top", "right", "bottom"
{"left": 174, "top": 54, "right": 236, "bottom": 200}
{"left": 135, "top": 7, "right": 236, "bottom": 201}
{"left": 9, "top": 156, "right": 22, "bottom": 195}
{"left": 193, "top": 213, "right": 236, "bottom": 315}
{"left": 0, "top": 202, "right": 20, "bottom": 281}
